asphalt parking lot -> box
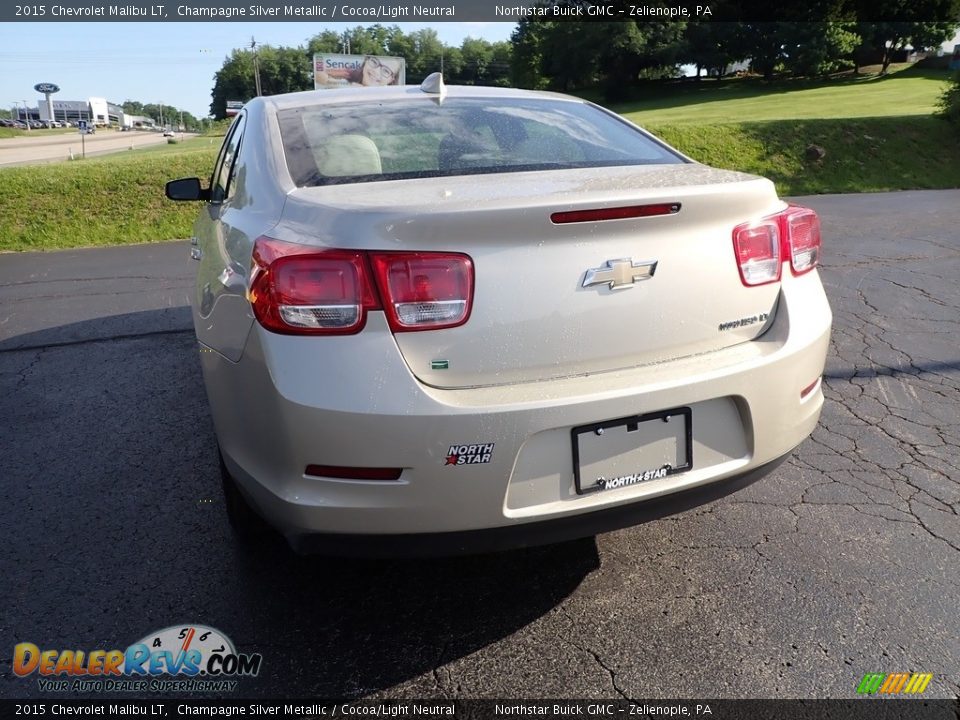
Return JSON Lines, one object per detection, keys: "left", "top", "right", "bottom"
{"left": 1, "top": 190, "right": 958, "bottom": 701}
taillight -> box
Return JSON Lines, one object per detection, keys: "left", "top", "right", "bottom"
{"left": 370, "top": 252, "right": 473, "bottom": 332}
{"left": 732, "top": 204, "right": 821, "bottom": 287}
{"left": 249, "top": 238, "right": 474, "bottom": 335}
{"left": 783, "top": 205, "right": 821, "bottom": 275}
{"left": 249, "top": 238, "right": 380, "bottom": 335}
{"left": 732, "top": 219, "right": 781, "bottom": 286}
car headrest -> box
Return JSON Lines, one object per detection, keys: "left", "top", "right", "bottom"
{"left": 316, "top": 134, "right": 382, "bottom": 177}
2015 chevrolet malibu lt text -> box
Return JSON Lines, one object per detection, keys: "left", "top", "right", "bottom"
{"left": 166, "top": 75, "right": 832, "bottom": 555}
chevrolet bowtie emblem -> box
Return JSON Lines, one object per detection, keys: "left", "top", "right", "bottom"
{"left": 582, "top": 258, "right": 658, "bottom": 290}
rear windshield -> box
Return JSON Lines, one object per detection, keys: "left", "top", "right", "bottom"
{"left": 277, "top": 97, "right": 685, "bottom": 187}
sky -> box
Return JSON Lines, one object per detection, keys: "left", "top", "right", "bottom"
{"left": 0, "top": 22, "right": 517, "bottom": 118}
{"left": 2, "top": 23, "right": 958, "bottom": 119}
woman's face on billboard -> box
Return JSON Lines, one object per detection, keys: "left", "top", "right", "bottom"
{"left": 362, "top": 56, "right": 399, "bottom": 86}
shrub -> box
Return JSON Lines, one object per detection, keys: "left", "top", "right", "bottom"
{"left": 938, "top": 71, "right": 960, "bottom": 126}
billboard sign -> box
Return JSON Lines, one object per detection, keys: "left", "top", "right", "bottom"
{"left": 225, "top": 100, "right": 243, "bottom": 117}
{"left": 313, "top": 54, "right": 406, "bottom": 89}
{"left": 34, "top": 83, "right": 60, "bottom": 94}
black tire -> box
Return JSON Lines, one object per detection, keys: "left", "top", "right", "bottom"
{"left": 219, "top": 450, "right": 272, "bottom": 541}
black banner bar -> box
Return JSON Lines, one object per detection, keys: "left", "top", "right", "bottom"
{"left": 1, "top": 699, "right": 960, "bottom": 720}
{"left": 2, "top": 0, "right": 956, "bottom": 22}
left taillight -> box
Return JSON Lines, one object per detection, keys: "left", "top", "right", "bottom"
{"left": 249, "top": 238, "right": 474, "bottom": 335}
{"left": 248, "top": 237, "right": 380, "bottom": 335}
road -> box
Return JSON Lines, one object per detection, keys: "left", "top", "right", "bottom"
{"left": 0, "top": 191, "right": 958, "bottom": 703}
{"left": 0, "top": 130, "right": 188, "bottom": 167}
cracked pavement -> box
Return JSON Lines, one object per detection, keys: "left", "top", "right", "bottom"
{"left": 1, "top": 190, "right": 958, "bottom": 701}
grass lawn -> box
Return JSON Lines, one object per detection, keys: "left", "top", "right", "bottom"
{"left": 617, "top": 64, "right": 960, "bottom": 196}
{"left": 1, "top": 63, "right": 958, "bottom": 251}
{"left": 653, "top": 117, "right": 960, "bottom": 195}
{"left": 0, "top": 138, "right": 218, "bottom": 251}
{"left": 613, "top": 65, "right": 952, "bottom": 125}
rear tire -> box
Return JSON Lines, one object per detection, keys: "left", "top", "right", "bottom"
{"left": 219, "top": 450, "right": 272, "bottom": 541}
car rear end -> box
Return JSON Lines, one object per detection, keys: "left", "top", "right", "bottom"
{"left": 202, "top": 88, "right": 831, "bottom": 554}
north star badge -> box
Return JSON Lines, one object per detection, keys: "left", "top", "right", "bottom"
{"left": 445, "top": 443, "right": 495, "bottom": 466}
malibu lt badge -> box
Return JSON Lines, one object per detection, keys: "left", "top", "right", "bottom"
{"left": 582, "top": 258, "right": 658, "bottom": 290}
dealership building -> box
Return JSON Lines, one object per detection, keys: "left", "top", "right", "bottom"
{"left": 17, "top": 97, "right": 155, "bottom": 128}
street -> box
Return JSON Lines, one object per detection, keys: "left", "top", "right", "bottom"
{"left": 0, "top": 130, "right": 191, "bottom": 167}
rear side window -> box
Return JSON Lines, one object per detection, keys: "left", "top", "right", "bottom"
{"left": 277, "top": 97, "right": 684, "bottom": 187}
{"left": 211, "top": 114, "right": 246, "bottom": 203}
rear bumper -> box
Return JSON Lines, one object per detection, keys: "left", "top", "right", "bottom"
{"left": 204, "top": 268, "right": 831, "bottom": 546}
{"left": 288, "top": 454, "right": 788, "bottom": 556}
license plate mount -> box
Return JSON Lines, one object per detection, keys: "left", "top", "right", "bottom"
{"left": 572, "top": 407, "right": 692, "bottom": 495}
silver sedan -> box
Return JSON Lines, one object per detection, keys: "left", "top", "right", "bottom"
{"left": 167, "top": 75, "right": 831, "bottom": 555}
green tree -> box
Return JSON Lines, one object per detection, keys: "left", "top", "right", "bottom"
{"left": 939, "top": 71, "right": 960, "bottom": 125}
{"left": 210, "top": 45, "right": 312, "bottom": 119}
{"left": 509, "top": 17, "right": 686, "bottom": 97}
{"left": 859, "top": 21, "right": 960, "bottom": 73}
{"left": 854, "top": 0, "right": 960, "bottom": 73}
{"left": 510, "top": 19, "right": 551, "bottom": 89}
{"left": 459, "top": 37, "right": 495, "bottom": 84}
{"left": 783, "top": 22, "right": 860, "bottom": 76}
{"left": 305, "top": 30, "right": 343, "bottom": 55}
{"left": 683, "top": 21, "right": 749, "bottom": 79}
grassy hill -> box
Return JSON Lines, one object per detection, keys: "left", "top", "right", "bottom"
{"left": 611, "top": 65, "right": 960, "bottom": 196}
{"left": 615, "top": 65, "right": 949, "bottom": 124}
{"left": 1, "top": 65, "right": 958, "bottom": 251}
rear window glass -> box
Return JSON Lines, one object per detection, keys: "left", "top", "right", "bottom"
{"left": 277, "top": 97, "right": 684, "bottom": 187}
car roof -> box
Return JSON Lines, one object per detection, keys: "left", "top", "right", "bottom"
{"left": 260, "top": 84, "right": 584, "bottom": 112}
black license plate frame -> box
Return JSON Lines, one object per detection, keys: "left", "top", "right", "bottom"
{"left": 571, "top": 407, "right": 693, "bottom": 495}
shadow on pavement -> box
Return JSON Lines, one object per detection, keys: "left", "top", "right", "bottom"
{"left": 0, "top": 309, "right": 599, "bottom": 699}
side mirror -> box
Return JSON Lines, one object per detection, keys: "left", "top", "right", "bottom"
{"left": 165, "top": 177, "right": 209, "bottom": 202}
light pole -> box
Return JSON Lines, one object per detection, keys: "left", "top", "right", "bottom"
{"left": 21, "top": 101, "right": 31, "bottom": 131}
{"left": 250, "top": 37, "right": 262, "bottom": 96}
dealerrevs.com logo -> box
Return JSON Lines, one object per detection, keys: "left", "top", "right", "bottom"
{"left": 13, "top": 625, "right": 262, "bottom": 693}
{"left": 857, "top": 672, "right": 933, "bottom": 695}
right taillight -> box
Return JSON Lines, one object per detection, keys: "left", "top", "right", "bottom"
{"left": 248, "top": 237, "right": 474, "bottom": 335}
{"left": 732, "top": 205, "right": 821, "bottom": 287}
{"left": 782, "top": 205, "right": 821, "bottom": 275}
{"left": 369, "top": 252, "right": 473, "bottom": 332}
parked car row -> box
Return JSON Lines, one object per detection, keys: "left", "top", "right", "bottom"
{"left": 0, "top": 118, "right": 82, "bottom": 129}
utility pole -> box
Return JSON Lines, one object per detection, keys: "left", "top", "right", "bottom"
{"left": 21, "top": 101, "right": 30, "bottom": 131}
{"left": 250, "top": 37, "right": 262, "bottom": 96}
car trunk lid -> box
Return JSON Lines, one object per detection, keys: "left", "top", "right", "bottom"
{"left": 279, "top": 164, "right": 785, "bottom": 389}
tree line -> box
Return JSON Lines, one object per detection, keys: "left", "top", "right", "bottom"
{"left": 513, "top": 0, "right": 960, "bottom": 99}
{"left": 210, "top": 27, "right": 511, "bottom": 118}
{"left": 207, "top": 3, "right": 960, "bottom": 117}
{"left": 120, "top": 100, "right": 202, "bottom": 131}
